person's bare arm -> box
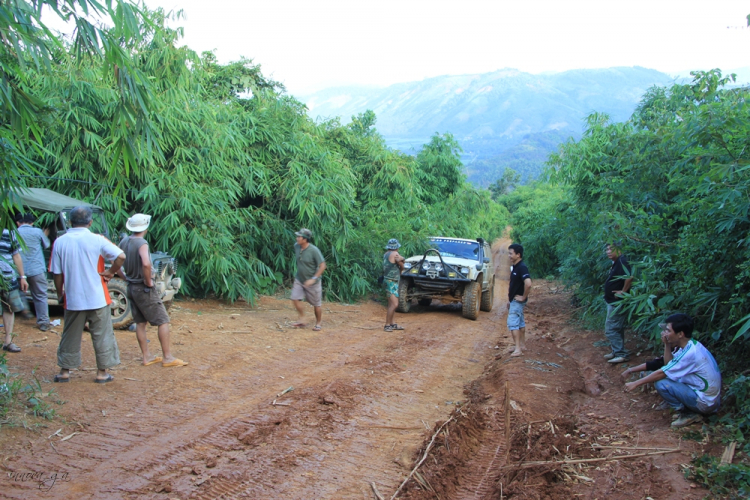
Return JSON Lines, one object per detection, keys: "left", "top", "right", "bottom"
{"left": 661, "top": 332, "right": 674, "bottom": 365}
{"left": 615, "top": 277, "right": 633, "bottom": 296}
{"left": 392, "top": 252, "right": 406, "bottom": 271}
{"left": 12, "top": 253, "right": 27, "bottom": 292}
{"left": 54, "top": 273, "right": 64, "bottom": 302}
{"left": 621, "top": 362, "right": 648, "bottom": 380}
{"left": 514, "top": 277, "right": 532, "bottom": 302}
{"left": 624, "top": 369, "right": 667, "bottom": 392}
{"left": 304, "top": 261, "right": 327, "bottom": 287}
{"left": 100, "top": 253, "right": 125, "bottom": 282}
{"left": 138, "top": 243, "right": 153, "bottom": 287}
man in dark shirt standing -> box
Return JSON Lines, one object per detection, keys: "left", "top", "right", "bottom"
{"left": 603, "top": 243, "right": 633, "bottom": 364}
{"left": 507, "top": 243, "right": 531, "bottom": 357}
{"left": 290, "top": 228, "right": 326, "bottom": 331}
{"left": 119, "top": 213, "right": 187, "bottom": 368}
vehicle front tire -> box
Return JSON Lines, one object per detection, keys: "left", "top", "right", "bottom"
{"left": 480, "top": 276, "right": 495, "bottom": 312}
{"left": 462, "top": 281, "right": 481, "bottom": 320}
{"left": 108, "top": 279, "right": 134, "bottom": 329}
{"left": 396, "top": 279, "right": 412, "bottom": 313}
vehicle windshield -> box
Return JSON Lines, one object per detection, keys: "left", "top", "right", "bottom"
{"left": 428, "top": 238, "right": 480, "bottom": 261}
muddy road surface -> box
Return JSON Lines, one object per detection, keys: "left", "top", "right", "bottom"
{"left": 1, "top": 240, "right": 712, "bottom": 499}
{"left": 2, "top": 241, "right": 511, "bottom": 499}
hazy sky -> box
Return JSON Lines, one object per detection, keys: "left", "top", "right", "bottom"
{"left": 142, "top": 0, "right": 749, "bottom": 94}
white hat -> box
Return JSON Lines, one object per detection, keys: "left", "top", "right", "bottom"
{"left": 126, "top": 213, "right": 151, "bottom": 232}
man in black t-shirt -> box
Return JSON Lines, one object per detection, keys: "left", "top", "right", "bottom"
{"left": 507, "top": 243, "right": 531, "bottom": 357}
{"left": 603, "top": 243, "right": 632, "bottom": 364}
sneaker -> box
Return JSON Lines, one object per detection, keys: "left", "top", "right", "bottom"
{"left": 603, "top": 353, "right": 615, "bottom": 360}
{"left": 38, "top": 323, "right": 50, "bottom": 332}
{"left": 608, "top": 356, "right": 630, "bottom": 364}
{"left": 672, "top": 412, "right": 703, "bottom": 428}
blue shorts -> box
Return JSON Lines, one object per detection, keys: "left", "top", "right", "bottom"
{"left": 507, "top": 300, "right": 526, "bottom": 330}
{"left": 385, "top": 279, "right": 399, "bottom": 297}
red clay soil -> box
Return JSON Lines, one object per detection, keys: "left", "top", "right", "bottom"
{"left": 0, "top": 240, "right": 715, "bottom": 499}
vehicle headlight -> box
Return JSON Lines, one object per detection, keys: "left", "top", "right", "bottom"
{"left": 461, "top": 267, "right": 470, "bottom": 275}
{"left": 434, "top": 263, "right": 443, "bottom": 271}
{"left": 422, "top": 262, "right": 431, "bottom": 270}
{"left": 403, "top": 262, "right": 412, "bottom": 269}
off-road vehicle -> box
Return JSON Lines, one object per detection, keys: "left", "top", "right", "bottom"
{"left": 397, "top": 237, "right": 494, "bottom": 320}
{"left": 14, "top": 188, "right": 182, "bottom": 328}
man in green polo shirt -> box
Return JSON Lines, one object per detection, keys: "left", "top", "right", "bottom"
{"left": 291, "top": 228, "right": 326, "bottom": 331}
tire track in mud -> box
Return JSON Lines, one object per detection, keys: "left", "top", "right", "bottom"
{"left": 453, "top": 408, "right": 509, "bottom": 500}
{"left": 451, "top": 239, "right": 512, "bottom": 500}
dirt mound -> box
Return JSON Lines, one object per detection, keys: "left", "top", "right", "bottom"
{"left": 394, "top": 282, "right": 710, "bottom": 500}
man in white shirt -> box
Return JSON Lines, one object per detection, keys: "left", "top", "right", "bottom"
{"left": 51, "top": 206, "right": 125, "bottom": 384}
{"left": 624, "top": 313, "right": 721, "bottom": 427}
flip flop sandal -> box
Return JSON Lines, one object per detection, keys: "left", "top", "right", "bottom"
{"left": 94, "top": 374, "right": 115, "bottom": 384}
{"left": 291, "top": 323, "right": 307, "bottom": 328}
{"left": 384, "top": 325, "right": 393, "bottom": 332}
{"left": 312, "top": 325, "right": 322, "bottom": 331}
{"left": 389, "top": 324, "right": 405, "bottom": 330}
{"left": 143, "top": 356, "right": 163, "bottom": 366}
{"left": 53, "top": 374, "right": 69, "bottom": 383}
{"left": 162, "top": 359, "right": 188, "bottom": 368}
{"left": 2, "top": 343, "right": 21, "bottom": 353}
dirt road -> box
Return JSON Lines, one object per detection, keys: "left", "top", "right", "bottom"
{"left": 1, "top": 242, "right": 513, "bottom": 499}
{"left": 1, "top": 241, "right": 712, "bottom": 499}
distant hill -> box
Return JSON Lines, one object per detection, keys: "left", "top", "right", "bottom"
{"left": 300, "top": 67, "right": 676, "bottom": 186}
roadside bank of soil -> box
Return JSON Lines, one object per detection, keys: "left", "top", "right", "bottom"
{"left": 397, "top": 270, "right": 715, "bottom": 500}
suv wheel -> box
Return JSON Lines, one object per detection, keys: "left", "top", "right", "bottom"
{"left": 396, "top": 279, "right": 412, "bottom": 313}
{"left": 108, "top": 278, "right": 134, "bottom": 329}
{"left": 480, "top": 276, "right": 495, "bottom": 312}
{"left": 462, "top": 281, "right": 481, "bottom": 320}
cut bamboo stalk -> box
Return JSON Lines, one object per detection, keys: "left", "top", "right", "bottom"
{"left": 371, "top": 482, "right": 385, "bottom": 500}
{"left": 502, "top": 448, "right": 681, "bottom": 470}
{"left": 721, "top": 441, "right": 737, "bottom": 465}
{"left": 390, "top": 416, "right": 454, "bottom": 499}
{"left": 592, "top": 445, "right": 674, "bottom": 451}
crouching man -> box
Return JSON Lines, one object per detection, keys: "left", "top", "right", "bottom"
{"left": 624, "top": 313, "right": 721, "bottom": 427}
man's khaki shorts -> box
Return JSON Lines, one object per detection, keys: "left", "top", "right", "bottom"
{"left": 128, "top": 283, "right": 170, "bottom": 326}
{"left": 290, "top": 279, "right": 322, "bottom": 307}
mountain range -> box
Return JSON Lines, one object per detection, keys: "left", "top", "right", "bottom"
{"left": 300, "top": 67, "right": 679, "bottom": 186}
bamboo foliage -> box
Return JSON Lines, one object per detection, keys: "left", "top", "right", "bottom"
{"left": 9, "top": 6, "right": 509, "bottom": 302}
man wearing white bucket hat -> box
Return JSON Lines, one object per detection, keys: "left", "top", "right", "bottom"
{"left": 118, "top": 213, "right": 187, "bottom": 368}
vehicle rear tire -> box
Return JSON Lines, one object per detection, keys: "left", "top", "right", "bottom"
{"left": 396, "top": 279, "right": 412, "bottom": 313}
{"left": 480, "top": 276, "right": 494, "bottom": 312}
{"left": 418, "top": 298, "right": 432, "bottom": 307}
{"left": 108, "top": 279, "right": 134, "bottom": 329}
{"left": 462, "top": 281, "right": 481, "bottom": 320}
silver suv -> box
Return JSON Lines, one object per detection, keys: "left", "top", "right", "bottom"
{"left": 397, "top": 237, "right": 494, "bottom": 320}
